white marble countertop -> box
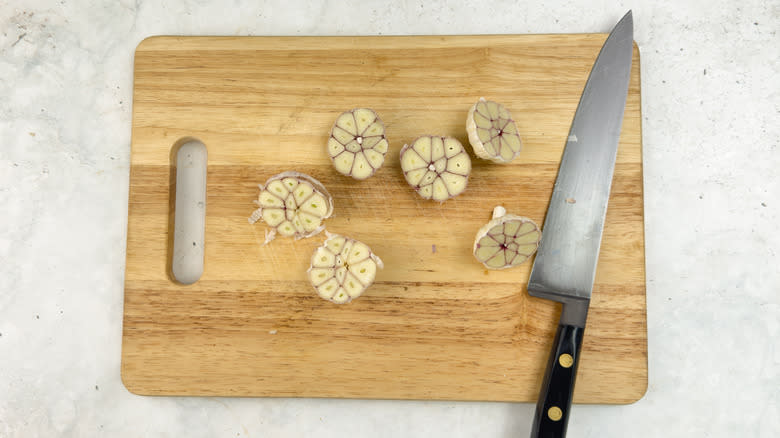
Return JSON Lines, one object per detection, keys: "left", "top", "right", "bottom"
{"left": 1, "top": 0, "right": 778, "bottom": 436}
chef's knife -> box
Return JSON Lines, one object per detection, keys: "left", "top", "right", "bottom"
{"left": 528, "top": 11, "right": 634, "bottom": 438}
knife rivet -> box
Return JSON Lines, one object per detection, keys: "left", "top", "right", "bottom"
{"left": 548, "top": 406, "right": 563, "bottom": 421}
{"left": 559, "top": 353, "right": 574, "bottom": 368}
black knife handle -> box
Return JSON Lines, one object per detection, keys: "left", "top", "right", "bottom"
{"left": 530, "top": 323, "right": 585, "bottom": 438}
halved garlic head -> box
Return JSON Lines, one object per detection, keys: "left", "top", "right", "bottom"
{"left": 473, "top": 206, "right": 541, "bottom": 269}
{"left": 399, "top": 135, "right": 471, "bottom": 201}
{"left": 466, "top": 98, "right": 523, "bottom": 163}
{"left": 249, "top": 171, "right": 334, "bottom": 244}
{"left": 308, "top": 233, "right": 384, "bottom": 304}
{"left": 327, "top": 108, "right": 389, "bottom": 180}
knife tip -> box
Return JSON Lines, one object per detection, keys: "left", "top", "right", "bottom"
{"left": 622, "top": 10, "right": 633, "bottom": 26}
{"left": 612, "top": 10, "right": 634, "bottom": 40}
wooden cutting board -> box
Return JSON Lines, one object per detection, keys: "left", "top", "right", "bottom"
{"left": 122, "top": 34, "right": 646, "bottom": 403}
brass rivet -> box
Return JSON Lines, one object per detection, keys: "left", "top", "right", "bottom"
{"left": 548, "top": 406, "right": 563, "bottom": 421}
{"left": 559, "top": 353, "right": 574, "bottom": 368}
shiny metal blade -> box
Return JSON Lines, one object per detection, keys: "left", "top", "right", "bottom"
{"left": 527, "top": 11, "right": 634, "bottom": 322}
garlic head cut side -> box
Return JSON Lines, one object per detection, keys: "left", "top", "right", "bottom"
{"left": 400, "top": 135, "right": 471, "bottom": 201}
{"left": 466, "top": 98, "right": 523, "bottom": 163}
{"left": 308, "top": 233, "right": 384, "bottom": 304}
{"left": 473, "top": 206, "right": 541, "bottom": 269}
{"left": 327, "top": 108, "right": 389, "bottom": 180}
{"left": 249, "top": 171, "right": 334, "bottom": 243}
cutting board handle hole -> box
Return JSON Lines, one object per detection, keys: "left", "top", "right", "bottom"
{"left": 167, "top": 137, "right": 208, "bottom": 285}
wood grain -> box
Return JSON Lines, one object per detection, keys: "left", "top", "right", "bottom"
{"left": 122, "top": 35, "right": 647, "bottom": 403}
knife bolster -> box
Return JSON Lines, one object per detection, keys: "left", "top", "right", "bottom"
{"left": 560, "top": 299, "right": 590, "bottom": 327}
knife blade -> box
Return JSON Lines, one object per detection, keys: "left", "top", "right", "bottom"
{"left": 528, "top": 11, "right": 634, "bottom": 438}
